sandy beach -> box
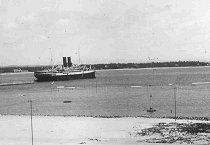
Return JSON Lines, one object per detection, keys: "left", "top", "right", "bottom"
{"left": 0, "top": 115, "right": 209, "bottom": 145}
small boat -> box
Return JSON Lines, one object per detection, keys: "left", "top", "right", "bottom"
{"left": 34, "top": 57, "right": 96, "bottom": 82}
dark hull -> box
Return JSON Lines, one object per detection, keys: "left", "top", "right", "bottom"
{"left": 34, "top": 71, "right": 95, "bottom": 82}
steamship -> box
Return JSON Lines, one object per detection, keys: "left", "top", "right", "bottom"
{"left": 34, "top": 57, "right": 96, "bottom": 82}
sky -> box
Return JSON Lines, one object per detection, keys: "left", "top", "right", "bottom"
{"left": 1, "top": 0, "right": 210, "bottom": 66}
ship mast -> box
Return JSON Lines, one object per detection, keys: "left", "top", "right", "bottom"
{"left": 49, "top": 48, "right": 53, "bottom": 69}
{"left": 78, "top": 48, "right": 81, "bottom": 65}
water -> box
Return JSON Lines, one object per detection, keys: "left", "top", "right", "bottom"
{"left": 1, "top": 67, "right": 210, "bottom": 118}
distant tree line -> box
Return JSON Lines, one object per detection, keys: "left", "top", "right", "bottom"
{"left": 91, "top": 61, "right": 209, "bottom": 70}
{"left": 0, "top": 61, "right": 209, "bottom": 73}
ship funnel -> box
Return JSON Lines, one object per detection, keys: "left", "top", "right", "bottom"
{"left": 67, "top": 57, "right": 72, "bottom": 67}
{"left": 63, "top": 57, "right": 67, "bottom": 67}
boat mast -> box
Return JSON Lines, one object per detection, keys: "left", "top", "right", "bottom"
{"left": 78, "top": 48, "right": 81, "bottom": 65}
{"left": 49, "top": 48, "right": 53, "bottom": 69}
{"left": 146, "top": 57, "right": 157, "bottom": 113}
{"left": 147, "top": 85, "right": 156, "bottom": 112}
{"left": 150, "top": 94, "right": 152, "bottom": 110}
{"left": 174, "top": 86, "right": 177, "bottom": 121}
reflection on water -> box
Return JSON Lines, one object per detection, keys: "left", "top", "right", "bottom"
{"left": 0, "top": 67, "right": 210, "bottom": 118}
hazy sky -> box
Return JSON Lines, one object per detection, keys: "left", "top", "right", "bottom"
{"left": 1, "top": 0, "right": 210, "bottom": 66}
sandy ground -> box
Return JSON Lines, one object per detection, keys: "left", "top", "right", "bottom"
{"left": 0, "top": 115, "right": 209, "bottom": 145}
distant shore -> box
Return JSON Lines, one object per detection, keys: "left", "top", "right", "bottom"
{"left": 96, "top": 65, "right": 210, "bottom": 71}
{"left": 0, "top": 65, "right": 210, "bottom": 74}
{"left": 0, "top": 61, "right": 209, "bottom": 73}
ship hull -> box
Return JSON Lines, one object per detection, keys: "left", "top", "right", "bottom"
{"left": 34, "top": 70, "right": 96, "bottom": 82}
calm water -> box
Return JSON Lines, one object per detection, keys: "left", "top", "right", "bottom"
{"left": 1, "top": 67, "right": 210, "bottom": 118}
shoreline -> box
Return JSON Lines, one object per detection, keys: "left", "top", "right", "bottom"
{"left": 0, "top": 115, "right": 209, "bottom": 145}
{"left": 1, "top": 114, "right": 210, "bottom": 121}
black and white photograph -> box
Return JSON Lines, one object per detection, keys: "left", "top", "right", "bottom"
{"left": 1, "top": 0, "right": 210, "bottom": 144}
